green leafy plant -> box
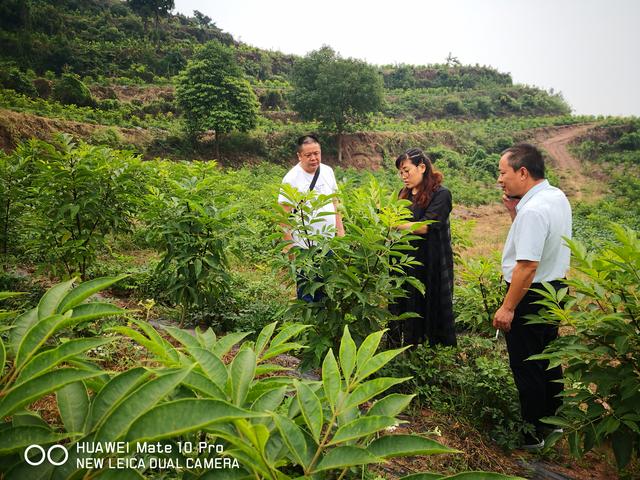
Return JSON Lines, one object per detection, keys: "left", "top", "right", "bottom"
{"left": 116, "top": 319, "right": 519, "bottom": 479}
{"left": 275, "top": 178, "right": 425, "bottom": 368}
{"left": 144, "top": 161, "right": 235, "bottom": 327}
{"left": 0, "top": 140, "right": 39, "bottom": 258}
{"left": 454, "top": 254, "right": 505, "bottom": 335}
{"left": 52, "top": 73, "right": 95, "bottom": 107}
{"left": 23, "top": 135, "right": 142, "bottom": 278}
{"left": 0, "top": 276, "right": 128, "bottom": 474}
{"left": 528, "top": 224, "right": 640, "bottom": 472}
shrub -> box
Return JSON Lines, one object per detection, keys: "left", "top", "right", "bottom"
{"left": 23, "top": 136, "right": 142, "bottom": 278}
{"left": 52, "top": 73, "right": 94, "bottom": 107}
{"left": 454, "top": 254, "right": 505, "bottom": 335}
{"left": 275, "top": 178, "right": 425, "bottom": 368}
{"left": 0, "top": 66, "right": 37, "bottom": 97}
{"left": 530, "top": 224, "right": 640, "bottom": 472}
{"left": 1, "top": 281, "right": 517, "bottom": 479}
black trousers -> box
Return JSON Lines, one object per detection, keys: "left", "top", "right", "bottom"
{"left": 505, "top": 281, "right": 564, "bottom": 430}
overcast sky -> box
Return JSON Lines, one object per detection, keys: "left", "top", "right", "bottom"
{"left": 173, "top": 0, "right": 639, "bottom": 117}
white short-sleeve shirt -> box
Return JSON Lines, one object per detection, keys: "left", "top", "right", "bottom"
{"left": 278, "top": 163, "right": 338, "bottom": 248}
{"left": 502, "top": 180, "right": 572, "bottom": 283}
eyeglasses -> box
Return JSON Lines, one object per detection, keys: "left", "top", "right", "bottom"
{"left": 398, "top": 166, "right": 418, "bottom": 178}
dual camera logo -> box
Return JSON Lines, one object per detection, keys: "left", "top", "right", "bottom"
{"left": 24, "top": 444, "right": 69, "bottom": 466}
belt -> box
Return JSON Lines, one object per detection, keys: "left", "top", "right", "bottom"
{"left": 506, "top": 279, "right": 565, "bottom": 289}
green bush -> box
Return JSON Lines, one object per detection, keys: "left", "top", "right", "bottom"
{"left": 454, "top": 254, "right": 504, "bottom": 335}
{"left": 529, "top": 224, "right": 640, "bottom": 471}
{"left": 23, "top": 135, "right": 142, "bottom": 278}
{"left": 143, "top": 161, "right": 234, "bottom": 327}
{"left": 275, "top": 178, "right": 426, "bottom": 368}
{"left": 52, "top": 73, "right": 94, "bottom": 107}
{"left": 0, "top": 67, "right": 37, "bottom": 97}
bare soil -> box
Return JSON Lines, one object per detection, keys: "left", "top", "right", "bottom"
{"left": 455, "top": 123, "right": 600, "bottom": 261}
{"left": 0, "top": 109, "right": 153, "bottom": 151}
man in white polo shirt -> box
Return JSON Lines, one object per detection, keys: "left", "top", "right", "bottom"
{"left": 493, "top": 143, "right": 572, "bottom": 449}
{"left": 278, "top": 134, "right": 344, "bottom": 301}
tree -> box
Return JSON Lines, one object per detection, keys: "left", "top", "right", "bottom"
{"left": 127, "top": 0, "right": 174, "bottom": 39}
{"left": 175, "top": 41, "right": 259, "bottom": 160}
{"left": 291, "top": 46, "right": 383, "bottom": 163}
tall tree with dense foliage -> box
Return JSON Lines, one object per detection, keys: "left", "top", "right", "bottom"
{"left": 291, "top": 46, "right": 384, "bottom": 162}
{"left": 175, "top": 41, "right": 259, "bottom": 160}
{"left": 127, "top": 0, "right": 174, "bottom": 38}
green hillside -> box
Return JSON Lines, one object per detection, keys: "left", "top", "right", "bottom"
{"left": 1, "top": 1, "right": 639, "bottom": 478}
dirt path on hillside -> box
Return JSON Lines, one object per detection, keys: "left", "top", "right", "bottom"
{"left": 456, "top": 123, "right": 596, "bottom": 258}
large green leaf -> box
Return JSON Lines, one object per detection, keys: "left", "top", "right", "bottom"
{"left": 0, "top": 369, "right": 101, "bottom": 418}
{"left": 0, "top": 426, "right": 70, "bottom": 455}
{"left": 126, "top": 399, "right": 262, "bottom": 443}
{"left": 95, "top": 368, "right": 192, "bottom": 441}
{"left": 230, "top": 348, "right": 256, "bottom": 406}
{"left": 12, "top": 412, "right": 49, "bottom": 428}
{"left": 107, "top": 325, "right": 170, "bottom": 362}
{"left": 183, "top": 370, "right": 226, "bottom": 399}
{"left": 322, "top": 349, "right": 341, "bottom": 411}
{"left": 355, "top": 330, "right": 385, "bottom": 373}
{"left": 14, "top": 314, "right": 67, "bottom": 369}
{"left": 254, "top": 321, "right": 276, "bottom": 357}
{"left": 188, "top": 347, "right": 228, "bottom": 390}
{"left": 164, "top": 326, "right": 201, "bottom": 350}
{"left": 368, "top": 394, "right": 416, "bottom": 417}
{"left": 356, "top": 347, "right": 409, "bottom": 381}
{"left": 57, "top": 381, "right": 90, "bottom": 436}
{"left": 128, "top": 317, "right": 179, "bottom": 363}
{"left": 57, "top": 275, "right": 128, "bottom": 313}
{"left": 67, "top": 303, "right": 125, "bottom": 324}
{"left": 313, "top": 445, "right": 382, "bottom": 472}
{"left": 367, "top": 434, "right": 460, "bottom": 458}
{"left": 213, "top": 332, "right": 251, "bottom": 358}
{"left": 273, "top": 414, "right": 312, "bottom": 469}
{"left": 269, "top": 324, "right": 311, "bottom": 348}
{"left": 612, "top": 428, "right": 634, "bottom": 469}
{"left": 87, "top": 367, "right": 150, "bottom": 431}
{"left": 339, "top": 325, "right": 357, "bottom": 384}
{"left": 16, "top": 337, "right": 114, "bottom": 385}
{"left": 346, "top": 377, "right": 410, "bottom": 408}
{"left": 295, "top": 380, "right": 323, "bottom": 443}
{"left": 8, "top": 307, "right": 37, "bottom": 356}
{"left": 329, "top": 416, "right": 398, "bottom": 445}
{"left": 251, "top": 386, "right": 287, "bottom": 425}
{"left": 38, "top": 278, "right": 76, "bottom": 320}
{"left": 195, "top": 327, "right": 216, "bottom": 350}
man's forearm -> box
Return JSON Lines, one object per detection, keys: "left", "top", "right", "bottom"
{"left": 502, "top": 260, "right": 539, "bottom": 310}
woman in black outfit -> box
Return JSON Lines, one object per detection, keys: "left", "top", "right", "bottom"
{"left": 390, "top": 148, "right": 457, "bottom": 347}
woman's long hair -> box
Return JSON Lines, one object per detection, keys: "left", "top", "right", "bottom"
{"left": 395, "top": 148, "right": 443, "bottom": 208}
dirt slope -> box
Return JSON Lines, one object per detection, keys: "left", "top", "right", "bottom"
{"left": 456, "top": 123, "right": 596, "bottom": 259}
{"left": 0, "top": 109, "right": 153, "bottom": 151}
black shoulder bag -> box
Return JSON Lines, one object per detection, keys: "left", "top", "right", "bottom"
{"left": 293, "top": 166, "right": 320, "bottom": 214}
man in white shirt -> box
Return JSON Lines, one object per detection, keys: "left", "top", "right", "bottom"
{"left": 494, "top": 143, "right": 572, "bottom": 449}
{"left": 278, "top": 134, "right": 344, "bottom": 301}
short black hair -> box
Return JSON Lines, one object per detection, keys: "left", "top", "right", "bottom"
{"left": 296, "top": 134, "right": 320, "bottom": 152}
{"left": 502, "top": 143, "right": 545, "bottom": 180}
